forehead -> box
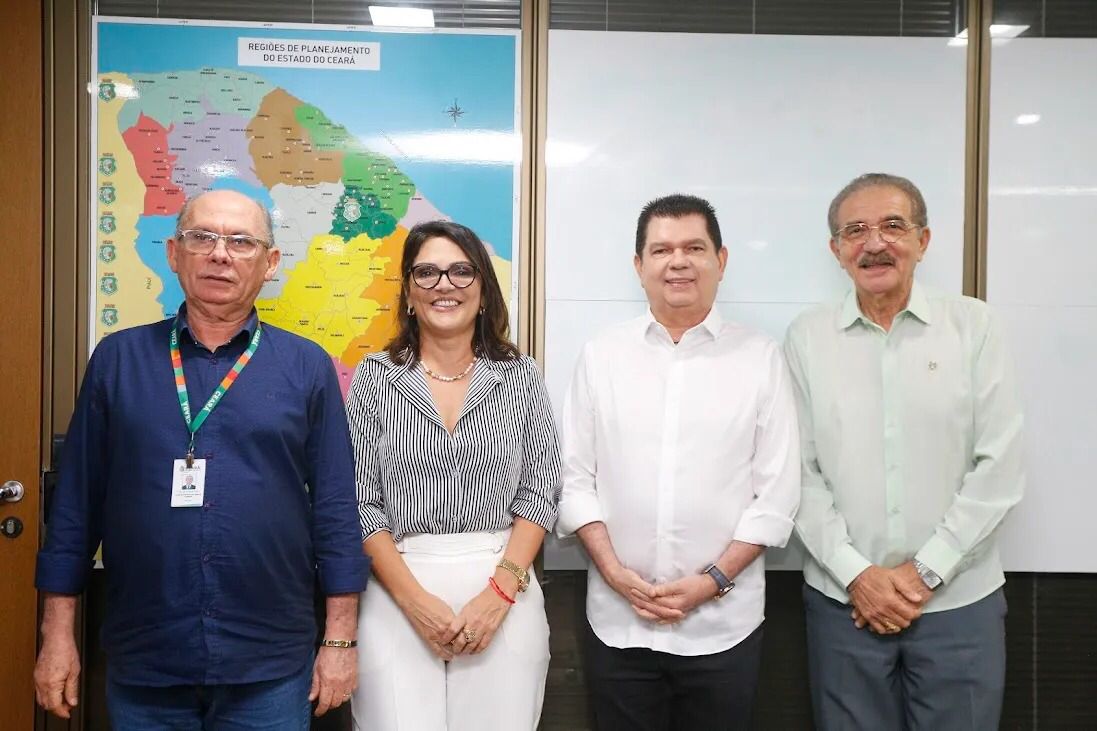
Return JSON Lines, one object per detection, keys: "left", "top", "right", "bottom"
{"left": 644, "top": 213, "right": 712, "bottom": 247}
{"left": 414, "top": 235, "right": 469, "bottom": 263}
{"left": 837, "top": 185, "right": 914, "bottom": 224}
{"left": 186, "top": 192, "right": 265, "bottom": 232}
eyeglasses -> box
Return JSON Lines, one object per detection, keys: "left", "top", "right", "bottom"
{"left": 833, "top": 219, "right": 921, "bottom": 245}
{"left": 410, "top": 262, "right": 479, "bottom": 290}
{"left": 176, "top": 229, "right": 271, "bottom": 259}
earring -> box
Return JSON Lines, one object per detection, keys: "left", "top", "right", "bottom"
{"left": 479, "top": 306, "right": 485, "bottom": 315}
{"left": 407, "top": 305, "right": 414, "bottom": 316}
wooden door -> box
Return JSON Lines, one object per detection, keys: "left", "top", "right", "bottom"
{"left": 0, "top": 0, "right": 45, "bottom": 729}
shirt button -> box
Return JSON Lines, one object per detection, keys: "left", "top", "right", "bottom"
{"left": 889, "top": 506, "right": 901, "bottom": 516}
{"left": 203, "top": 608, "right": 213, "bottom": 617}
{"left": 202, "top": 554, "right": 211, "bottom": 563}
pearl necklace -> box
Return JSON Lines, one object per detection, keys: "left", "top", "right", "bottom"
{"left": 422, "top": 357, "right": 477, "bottom": 382}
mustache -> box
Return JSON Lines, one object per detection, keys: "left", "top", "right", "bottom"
{"left": 858, "top": 253, "right": 896, "bottom": 268}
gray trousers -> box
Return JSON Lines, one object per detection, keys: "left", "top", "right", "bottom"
{"left": 803, "top": 584, "right": 1006, "bottom": 731}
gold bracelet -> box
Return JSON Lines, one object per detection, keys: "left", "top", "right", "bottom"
{"left": 496, "top": 558, "right": 530, "bottom": 592}
{"left": 319, "top": 639, "right": 357, "bottom": 648}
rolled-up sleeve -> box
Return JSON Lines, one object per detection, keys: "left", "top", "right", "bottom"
{"left": 345, "top": 361, "right": 391, "bottom": 541}
{"left": 732, "top": 341, "right": 801, "bottom": 547}
{"left": 556, "top": 343, "right": 604, "bottom": 537}
{"left": 35, "top": 344, "right": 111, "bottom": 594}
{"left": 510, "top": 358, "right": 561, "bottom": 531}
{"left": 307, "top": 355, "right": 370, "bottom": 595}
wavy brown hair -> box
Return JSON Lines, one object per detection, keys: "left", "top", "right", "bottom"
{"left": 386, "top": 220, "right": 520, "bottom": 365}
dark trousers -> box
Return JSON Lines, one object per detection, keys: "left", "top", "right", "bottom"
{"left": 584, "top": 621, "right": 764, "bottom": 731}
{"left": 804, "top": 584, "right": 1006, "bottom": 731}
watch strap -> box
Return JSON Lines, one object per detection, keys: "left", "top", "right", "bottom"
{"left": 703, "top": 564, "right": 735, "bottom": 599}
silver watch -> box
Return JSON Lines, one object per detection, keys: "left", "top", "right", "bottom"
{"left": 913, "top": 559, "right": 942, "bottom": 590}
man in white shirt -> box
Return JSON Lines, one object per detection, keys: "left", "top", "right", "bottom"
{"left": 785, "top": 173, "right": 1024, "bottom": 730}
{"left": 557, "top": 194, "right": 801, "bottom": 730}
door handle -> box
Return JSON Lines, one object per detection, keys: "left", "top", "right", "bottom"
{"left": 0, "top": 480, "right": 24, "bottom": 503}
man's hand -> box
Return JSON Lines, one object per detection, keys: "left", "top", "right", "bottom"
{"left": 35, "top": 594, "right": 81, "bottom": 719}
{"left": 309, "top": 645, "right": 357, "bottom": 717}
{"left": 605, "top": 564, "right": 684, "bottom": 623}
{"left": 847, "top": 565, "right": 924, "bottom": 634}
{"left": 645, "top": 574, "right": 719, "bottom": 621}
{"left": 34, "top": 632, "right": 81, "bottom": 719}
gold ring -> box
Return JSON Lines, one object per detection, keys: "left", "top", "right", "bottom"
{"left": 463, "top": 628, "right": 477, "bottom": 643}
{"left": 884, "top": 622, "right": 899, "bottom": 633}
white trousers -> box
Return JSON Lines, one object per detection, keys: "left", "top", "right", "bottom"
{"left": 351, "top": 530, "right": 550, "bottom": 730}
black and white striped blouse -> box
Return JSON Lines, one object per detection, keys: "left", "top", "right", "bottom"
{"left": 346, "top": 351, "right": 561, "bottom": 541}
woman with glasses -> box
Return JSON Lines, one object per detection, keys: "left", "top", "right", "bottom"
{"left": 346, "top": 220, "right": 561, "bottom": 730}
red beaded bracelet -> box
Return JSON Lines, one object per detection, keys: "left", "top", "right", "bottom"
{"left": 488, "top": 577, "right": 516, "bottom": 605}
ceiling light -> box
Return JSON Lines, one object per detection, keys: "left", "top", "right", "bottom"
{"left": 948, "top": 24, "right": 1030, "bottom": 46}
{"left": 1015, "top": 114, "right": 1041, "bottom": 125}
{"left": 368, "top": 6, "right": 435, "bottom": 28}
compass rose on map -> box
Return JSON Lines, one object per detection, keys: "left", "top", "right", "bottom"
{"left": 444, "top": 99, "right": 465, "bottom": 126}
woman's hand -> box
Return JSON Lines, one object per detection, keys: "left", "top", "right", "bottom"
{"left": 444, "top": 581, "right": 514, "bottom": 655}
{"left": 399, "top": 590, "right": 459, "bottom": 661}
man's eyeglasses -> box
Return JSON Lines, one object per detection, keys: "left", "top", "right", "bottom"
{"left": 176, "top": 229, "right": 271, "bottom": 260}
{"left": 833, "top": 219, "right": 921, "bottom": 246}
{"left": 410, "top": 263, "right": 479, "bottom": 290}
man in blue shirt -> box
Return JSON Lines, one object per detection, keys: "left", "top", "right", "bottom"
{"left": 33, "top": 190, "right": 369, "bottom": 729}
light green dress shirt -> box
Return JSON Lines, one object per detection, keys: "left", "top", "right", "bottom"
{"left": 784, "top": 282, "right": 1025, "bottom": 613}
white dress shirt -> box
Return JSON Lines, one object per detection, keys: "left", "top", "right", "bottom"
{"left": 557, "top": 308, "right": 801, "bottom": 656}
{"left": 785, "top": 283, "right": 1025, "bottom": 613}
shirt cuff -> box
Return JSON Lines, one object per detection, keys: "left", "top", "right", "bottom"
{"left": 827, "top": 543, "right": 873, "bottom": 590}
{"left": 511, "top": 497, "right": 558, "bottom": 533}
{"left": 555, "top": 491, "right": 603, "bottom": 538}
{"left": 732, "top": 507, "right": 795, "bottom": 547}
{"left": 35, "top": 552, "right": 91, "bottom": 595}
{"left": 358, "top": 506, "right": 391, "bottom": 542}
{"left": 317, "top": 555, "right": 371, "bottom": 595}
{"left": 915, "top": 535, "right": 964, "bottom": 584}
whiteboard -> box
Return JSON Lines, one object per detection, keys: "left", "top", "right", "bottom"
{"left": 544, "top": 31, "right": 969, "bottom": 569}
{"left": 986, "top": 39, "right": 1097, "bottom": 572}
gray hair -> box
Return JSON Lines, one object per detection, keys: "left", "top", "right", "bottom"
{"left": 176, "top": 190, "right": 275, "bottom": 245}
{"left": 827, "top": 173, "right": 928, "bottom": 235}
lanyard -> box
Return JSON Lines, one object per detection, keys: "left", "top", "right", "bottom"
{"left": 170, "top": 320, "right": 262, "bottom": 466}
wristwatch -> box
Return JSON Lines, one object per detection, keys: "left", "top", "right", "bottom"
{"left": 912, "top": 559, "right": 943, "bottom": 590}
{"left": 703, "top": 564, "right": 735, "bottom": 599}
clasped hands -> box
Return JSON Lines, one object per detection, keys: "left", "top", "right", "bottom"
{"left": 847, "top": 562, "right": 932, "bottom": 635}
{"left": 400, "top": 574, "right": 518, "bottom": 661}
{"left": 606, "top": 564, "right": 719, "bottom": 624}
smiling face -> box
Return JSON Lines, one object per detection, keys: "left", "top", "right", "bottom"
{"left": 830, "top": 185, "right": 930, "bottom": 302}
{"left": 406, "top": 235, "right": 483, "bottom": 344}
{"left": 634, "top": 213, "right": 727, "bottom": 326}
{"left": 166, "top": 190, "right": 280, "bottom": 312}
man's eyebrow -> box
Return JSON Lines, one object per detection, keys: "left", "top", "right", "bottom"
{"left": 840, "top": 214, "right": 910, "bottom": 226}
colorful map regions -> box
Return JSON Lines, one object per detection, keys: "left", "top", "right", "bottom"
{"left": 93, "top": 20, "right": 520, "bottom": 392}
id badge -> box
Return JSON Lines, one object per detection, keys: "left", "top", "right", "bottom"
{"left": 171, "top": 459, "right": 206, "bottom": 508}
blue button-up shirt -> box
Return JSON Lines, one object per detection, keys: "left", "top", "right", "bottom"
{"left": 36, "top": 308, "right": 369, "bottom": 686}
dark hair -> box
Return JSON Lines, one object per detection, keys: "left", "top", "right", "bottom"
{"left": 827, "top": 173, "right": 928, "bottom": 235}
{"left": 635, "top": 193, "right": 722, "bottom": 257}
{"left": 386, "top": 220, "right": 520, "bottom": 365}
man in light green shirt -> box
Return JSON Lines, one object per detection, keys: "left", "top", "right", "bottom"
{"left": 785, "top": 173, "right": 1024, "bottom": 730}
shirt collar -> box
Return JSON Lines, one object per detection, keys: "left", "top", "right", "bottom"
{"left": 642, "top": 307, "right": 723, "bottom": 344}
{"left": 836, "top": 281, "right": 932, "bottom": 330}
{"left": 175, "top": 302, "right": 260, "bottom": 344}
